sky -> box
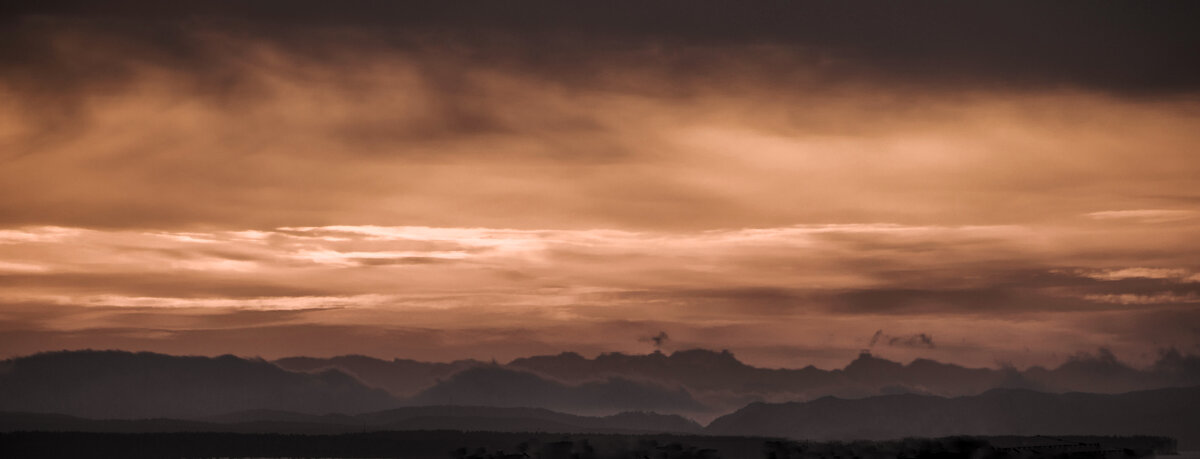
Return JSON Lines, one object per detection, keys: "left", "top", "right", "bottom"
{"left": 1, "top": 1, "right": 1199, "bottom": 369}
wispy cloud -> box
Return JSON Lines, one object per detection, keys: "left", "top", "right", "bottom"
{"left": 1, "top": 221, "right": 1197, "bottom": 367}
{"left": 1086, "top": 209, "right": 1197, "bottom": 223}
{"left": 1080, "top": 267, "right": 1196, "bottom": 282}
{"left": 1084, "top": 293, "right": 1200, "bottom": 305}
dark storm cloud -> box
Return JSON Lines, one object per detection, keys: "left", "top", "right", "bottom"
{"left": 4, "top": 0, "right": 1200, "bottom": 99}
{"left": 4, "top": 3, "right": 1199, "bottom": 232}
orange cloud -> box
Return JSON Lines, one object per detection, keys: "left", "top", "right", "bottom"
{"left": 1, "top": 8, "right": 1198, "bottom": 369}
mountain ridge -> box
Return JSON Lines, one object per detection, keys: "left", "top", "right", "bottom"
{"left": 276, "top": 347, "right": 1200, "bottom": 416}
{"left": 0, "top": 350, "right": 713, "bottom": 420}
{"left": 705, "top": 385, "right": 1200, "bottom": 448}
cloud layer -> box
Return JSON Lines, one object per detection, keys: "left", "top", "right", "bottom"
{"left": 2, "top": 221, "right": 1197, "bottom": 368}
{"left": 1, "top": 2, "right": 1198, "bottom": 368}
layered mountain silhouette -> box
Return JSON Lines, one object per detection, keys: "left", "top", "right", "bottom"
{"left": 275, "top": 355, "right": 481, "bottom": 397}
{"left": 2, "top": 349, "right": 1198, "bottom": 448}
{"left": 6, "top": 349, "right": 1200, "bottom": 426}
{"left": 509, "top": 349, "right": 1200, "bottom": 398}
{"left": 404, "top": 367, "right": 707, "bottom": 416}
{"left": 0, "top": 351, "right": 708, "bottom": 419}
{"left": 706, "top": 386, "right": 1200, "bottom": 448}
{"left": 277, "top": 348, "right": 1200, "bottom": 416}
{"left": 3, "top": 386, "right": 1196, "bottom": 448}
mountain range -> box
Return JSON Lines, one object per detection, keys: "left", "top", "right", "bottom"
{"left": 1, "top": 387, "right": 1196, "bottom": 448}
{"left": 277, "top": 347, "right": 1200, "bottom": 416}
{"left": 707, "top": 386, "right": 1200, "bottom": 448}
{"left": 0, "top": 350, "right": 395, "bottom": 419}
{"left": 3, "top": 349, "right": 1199, "bottom": 447}
{"left": 0, "top": 350, "right": 707, "bottom": 419}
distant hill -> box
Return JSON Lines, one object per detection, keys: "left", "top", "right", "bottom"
{"left": 274, "top": 355, "right": 483, "bottom": 397}
{"left": 274, "top": 348, "right": 1200, "bottom": 415}
{"left": 403, "top": 367, "right": 709, "bottom": 416}
{"left": 0, "top": 350, "right": 708, "bottom": 421}
{"left": 509, "top": 349, "right": 1200, "bottom": 398}
{"left": 0, "top": 350, "right": 399, "bottom": 419}
{"left": 7, "top": 348, "right": 1200, "bottom": 430}
{"left": 706, "top": 385, "right": 1200, "bottom": 449}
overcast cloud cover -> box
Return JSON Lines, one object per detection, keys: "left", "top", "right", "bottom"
{"left": 1, "top": 0, "right": 1198, "bottom": 368}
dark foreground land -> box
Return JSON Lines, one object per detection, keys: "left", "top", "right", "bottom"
{"left": 0, "top": 431, "right": 1177, "bottom": 459}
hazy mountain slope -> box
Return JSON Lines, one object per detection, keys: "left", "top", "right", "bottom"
{"left": 509, "top": 349, "right": 842, "bottom": 393}
{"left": 269, "top": 349, "right": 1200, "bottom": 415}
{"left": 508, "top": 349, "right": 1200, "bottom": 401}
{"left": 509, "top": 350, "right": 1022, "bottom": 398}
{"left": 404, "top": 367, "right": 709, "bottom": 416}
{"left": 7, "top": 348, "right": 1199, "bottom": 424}
{"left": 1022, "top": 348, "right": 1200, "bottom": 394}
{"left": 507, "top": 350, "right": 1025, "bottom": 413}
{"left": 273, "top": 355, "right": 484, "bottom": 397}
{"left": 0, "top": 350, "right": 399, "bottom": 419}
{"left": 706, "top": 386, "right": 1200, "bottom": 448}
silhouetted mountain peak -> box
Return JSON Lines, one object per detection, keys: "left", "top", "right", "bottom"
{"left": 506, "top": 352, "right": 584, "bottom": 368}
{"left": 1152, "top": 348, "right": 1200, "bottom": 383}
{"left": 843, "top": 352, "right": 904, "bottom": 377}
{"left": 407, "top": 366, "right": 707, "bottom": 415}
{"left": 548, "top": 352, "right": 586, "bottom": 361}
{"left": 594, "top": 351, "right": 667, "bottom": 365}
{"left": 511, "top": 349, "right": 749, "bottom": 375}
{"left": 666, "top": 349, "right": 746, "bottom": 369}
{"left": 907, "top": 358, "right": 955, "bottom": 370}
{"left": 274, "top": 354, "right": 487, "bottom": 398}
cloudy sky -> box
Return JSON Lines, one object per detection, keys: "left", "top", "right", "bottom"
{"left": 2, "top": 1, "right": 1198, "bottom": 369}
